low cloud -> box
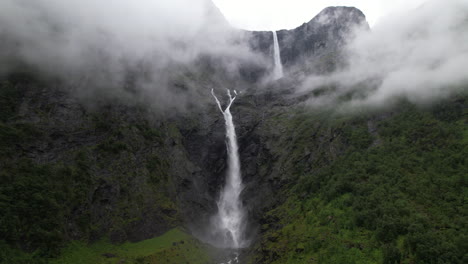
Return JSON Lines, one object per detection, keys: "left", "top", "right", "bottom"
{"left": 0, "top": 0, "right": 261, "bottom": 111}
{"left": 300, "top": 0, "right": 468, "bottom": 108}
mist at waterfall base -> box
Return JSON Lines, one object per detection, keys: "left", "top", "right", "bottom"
{"left": 209, "top": 89, "right": 248, "bottom": 251}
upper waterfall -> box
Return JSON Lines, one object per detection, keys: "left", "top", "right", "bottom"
{"left": 272, "top": 30, "right": 284, "bottom": 80}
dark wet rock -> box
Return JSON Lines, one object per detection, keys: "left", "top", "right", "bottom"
{"left": 247, "top": 6, "right": 369, "bottom": 78}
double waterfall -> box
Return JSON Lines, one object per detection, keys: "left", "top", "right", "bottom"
{"left": 209, "top": 31, "right": 283, "bottom": 252}
{"left": 211, "top": 89, "right": 246, "bottom": 250}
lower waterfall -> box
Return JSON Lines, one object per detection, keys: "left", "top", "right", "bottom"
{"left": 210, "top": 89, "right": 246, "bottom": 251}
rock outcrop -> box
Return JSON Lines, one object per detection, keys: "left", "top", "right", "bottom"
{"left": 247, "top": 6, "right": 368, "bottom": 78}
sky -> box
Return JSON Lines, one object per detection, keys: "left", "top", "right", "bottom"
{"left": 212, "top": 0, "right": 428, "bottom": 30}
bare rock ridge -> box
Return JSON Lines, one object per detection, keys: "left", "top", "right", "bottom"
{"left": 247, "top": 6, "right": 368, "bottom": 76}
{"left": 191, "top": 2, "right": 369, "bottom": 82}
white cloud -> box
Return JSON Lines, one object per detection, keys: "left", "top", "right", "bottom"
{"left": 299, "top": 0, "right": 468, "bottom": 107}
{"left": 0, "top": 0, "right": 260, "bottom": 111}
{"left": 1, "top": 0, "right": 465, "bottom": 111}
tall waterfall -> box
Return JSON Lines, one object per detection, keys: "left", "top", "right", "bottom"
{"left": 272, "top": 30, "right": 284, "bottom": 80}
{"left": 211, "top": 89, "right": 245, "bottom": 249}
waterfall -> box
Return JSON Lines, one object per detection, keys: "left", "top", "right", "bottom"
{"left": 211, "top": 89, "right": 245, "bottom": 249}
{"left": 272, "top": 30, "right": 284, "bottom": 80}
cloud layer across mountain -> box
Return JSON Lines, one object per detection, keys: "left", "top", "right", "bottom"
{"left": 300, "top": 0, "right": 468, "bottom": 107}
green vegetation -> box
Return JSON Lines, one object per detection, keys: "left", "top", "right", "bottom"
{"left": 0, "top": 160, "right": 90, "bottom": 257}
{"left": 0, "top": 78, "right": 184, "bottom": 263}
{"left": 50, "top": 228, "right": 213, "bottom": 264}
{"left": 251, "top": 97, "right": 467, "bottom": 264}
{"left": 1, "top": 75, "right": 466, "bottom": 264}
{"left": 0, "top": 81, "right": 20, "bottom": 122}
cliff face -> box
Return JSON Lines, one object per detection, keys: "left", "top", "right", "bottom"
{"left": 0, "top": 4, "right": 467, "bottom": 264}
{"left": 278, "top": 7, "right": 368, "bottom": 67}
{"left": 242, "top": 96, "right": 467, "bottom": 264}
{"left": 0, "top": 58, "right": 334, "bottom": 253}
{"left": 248, "top": 6, "right": 368, "bottom": 78}
{"left": 1, "top": 70, "right": 466, "bottom": 264}
{"left": 0, "top": 75, "right": 178, "bottom": 248}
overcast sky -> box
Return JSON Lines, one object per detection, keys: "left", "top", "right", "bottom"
{"left": 212, "top": 0, "right": 428, "bottom": 30}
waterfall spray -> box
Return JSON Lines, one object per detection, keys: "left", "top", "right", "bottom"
{"left": 272, "top": 30, "right": 284, "bottom": 80}
{"left": 211, "top": 89, "right": 245, "bottom": 249}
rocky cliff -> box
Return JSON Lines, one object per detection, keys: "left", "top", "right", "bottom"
{"left": 0, "top": 3, "right": 467, "bottom": 264}
{"left": 248, "top": 6, "right": 368, "bottom": 79}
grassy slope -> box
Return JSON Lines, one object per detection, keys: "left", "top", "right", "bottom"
{"left": 50, "top": 228, "right": 212, "bottom": 264}
{"left": 250, "top": 96, "right": 467, "bottom": 264}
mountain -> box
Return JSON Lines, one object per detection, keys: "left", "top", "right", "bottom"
{"left": 0, "top": 3, "right": 467, "bottom": 264}
{"left": 247, "top": 6, "right": 368, "bottom": 80}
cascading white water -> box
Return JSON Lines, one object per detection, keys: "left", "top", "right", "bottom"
{"left": 272, "top": 30, "right": 284, "bottom": 80}
{"left": 211, "top": 89, "right": 245, "bottom": 249}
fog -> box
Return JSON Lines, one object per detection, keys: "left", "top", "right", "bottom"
{"left": 1, "top": 0, "right": 205, "bottom": 69}
{"left": 300, "top": 0, "right": 468, "bottom": 107}
{"left": 1, "top": 0, "right": 466, "bottom": 111}
{"left": 0, "top": 0, "right": 259, "bottom": 111}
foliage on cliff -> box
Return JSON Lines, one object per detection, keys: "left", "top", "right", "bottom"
{"left": 249, "top": 95, "right": 467, "bottom": 264}
{"left": 1, "top": 71, "right": 467, "bottom": 264}
{"left": 0, "top": 76, "right": 183, "bottom": 263}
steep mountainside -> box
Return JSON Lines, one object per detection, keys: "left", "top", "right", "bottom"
{"left": 248, "top": 6, "right": 368, "bottom": 78}
{"left": 1, "top": 69, "right": 466, "bottom": 264}
{"left": 243, "top": 95, "right": 467, "bottom": 264}
{"left": 0, "top": 4, "right": 467, "bottom": 264}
